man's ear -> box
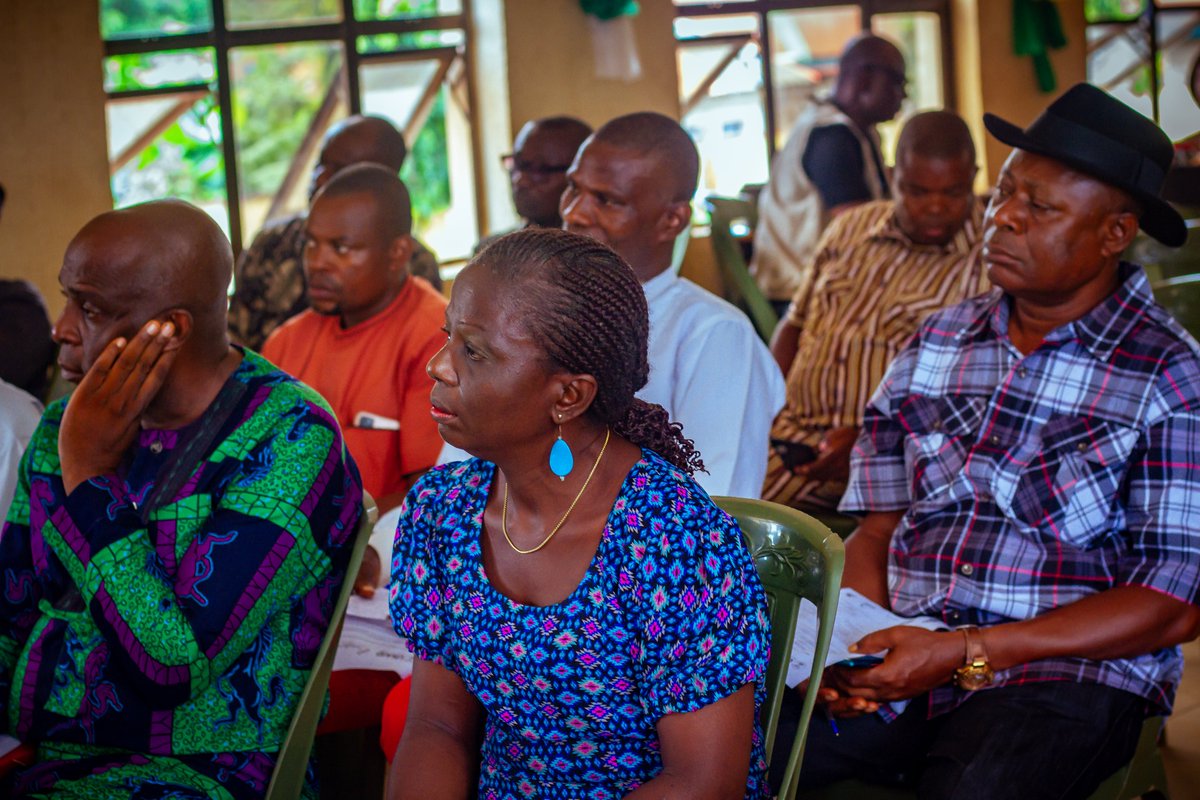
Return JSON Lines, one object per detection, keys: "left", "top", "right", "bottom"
{"left": 1099, "top": 210, "right": 1140, "bottom": 258}
{"left": 390, "top": 234, "right": 415, "bottom": 276}
{"left": 550, "top": 373, "right": 599, "bottom": 426}
{"left": 655, "top": 200, "right": 692, "bottom": 244}
{"left": 160, "top": 308, "right": 192, "bottom": 353}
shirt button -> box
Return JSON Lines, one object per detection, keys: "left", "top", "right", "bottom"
{"left": 150, "top": 441, "right": 164, "bottom": 454}
{"left": 946, "top": 610, "right": 961, "bottom": 623}
{"left": 1017, "top": 367, "right": 1028, "bottom": 378}
{"left": 960, "top": 563, "right": 975, "bottom": 576}
{"left": 989, "top": 435, "right": 1000, "bottom": 445}
{"left": 931, "top": 420, "right": 943, "bottom": 431}
{"left": 1077, "top": 442, "right": 1088, "bottom": 452}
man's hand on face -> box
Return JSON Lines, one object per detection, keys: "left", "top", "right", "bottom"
{"left": 811, "top": 625, "right": 966, "bottom": 717}
{"left": 59, "top": 319, "right": 179, "bottom": 494}
{"left": 795, "top": 426, "right": 858, "bottom": 483}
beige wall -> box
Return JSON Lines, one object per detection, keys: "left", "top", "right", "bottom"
{"left": 952, "top": 0, "right": 1089, "bottom": 183}
{"left": 0, "top": 1, "right": 112, "bottom": 316}
{"left": 503, "top": 2, "right": 680, "bottom": 135}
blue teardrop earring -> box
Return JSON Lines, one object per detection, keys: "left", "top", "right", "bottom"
{"left": 549, "top": 422, "right": 574, "bottom": 480}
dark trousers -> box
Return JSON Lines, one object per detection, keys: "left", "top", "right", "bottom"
{"left": 770, "top": 681, "right": 1147, "bottom": 800}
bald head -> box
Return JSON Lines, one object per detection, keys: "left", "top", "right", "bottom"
{"left": 589, "top": 112, "right": 700, "bottom": 202}
{"left": 834, "top": 34, "right": 907, "bottom": 126}
{"left": 311, "top": 115, "right": 408, "bottom": 199}
{"left": 897, "top": 110, "right": 976, "bottom": 165}
{"left": 73, "top": 200, "right": 232, "bottom": 320}
{"left": 316, "top": 163, "right": 414, "bottom": 239}
{"left": 55, "top": 200, "right": 233, "bottom": 379}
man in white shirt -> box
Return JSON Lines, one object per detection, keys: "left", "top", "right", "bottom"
{"left": 0, "top": 379, "right": 41, "bottom": 519}
{"left": 560, "top": 111, "right": 785, "bottom": 497}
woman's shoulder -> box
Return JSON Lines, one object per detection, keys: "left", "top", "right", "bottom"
{"left": 616, "top": 450, "right": 744, "bottom": 560}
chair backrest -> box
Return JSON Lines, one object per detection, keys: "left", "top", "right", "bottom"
{"left": 704, "top": 196, "right": 779, "bottom": 343}
{"left": 713, "top": 496, "right": 844, "bottom": 799}
{"left": 265, "top": 493, "right": 379, "bottom": 800}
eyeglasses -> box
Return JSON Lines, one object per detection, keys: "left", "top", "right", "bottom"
{"left": 500, "top": 154, "right": 573, "bottom": 177}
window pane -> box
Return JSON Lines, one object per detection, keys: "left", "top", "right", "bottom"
{"left": 104, "top": 49, "right": 215, "bottom": 93}
{"left": 100, "top": 0, "right": 212, "bottom": 39}
{"left": 1085, "top": 0, "right": 1147, "bottom": 22}
{"left": 1086, "top": 23, "right": 1155, "bottom": 119}
{"left": 361, "top": 59, "right": 476, "bottom": 260}
{"left": 354, "top": 0, "right": 462, "bottom": 20}
{"left": 224, "top": 0, "right": 341, "bottom": 30}
{"left": 1157, "top": 11, "right": 1200, "bottom": 141}
{"left": 677, "top": 37, "right": 769, "bottom": 201}
{"left": 873, "top": 12, "right": 945, "bottom": 160}
{"left": 107, "top": 94, "right": 229, "bottom": 236}
{"left": 357, "top": 29, "right": 465, "bottom": 56}
{"left": 674, "top": 14, "right": 758, "bottom": 39}
{"left": 229, "top": 41, "right": 347, "bottom": 246}
{"left": 766, "top": 6, "right": 862, "bottom": 150}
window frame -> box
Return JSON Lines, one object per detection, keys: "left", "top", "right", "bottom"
{"left": 102, "top": 0, "right": 480, "bottom": 256}
{"left": 673, "top": 0, "right": 955, "bottom": 162}
{"left": 1084, "top": 1, "right": 1200, "bottom": 124}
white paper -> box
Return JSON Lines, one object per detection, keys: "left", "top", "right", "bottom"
{"left": 0, "top": 734, "right": 21, "bottom": 759}
{"left": 786, "top": 588, "right": 948, "bottom": 688}
{"left": 332, "top": 614, "right": 415, "bottom": 676}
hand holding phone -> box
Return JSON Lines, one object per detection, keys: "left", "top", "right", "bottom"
{"left": 771, "top": 438, "right": 817, "bottom": 472}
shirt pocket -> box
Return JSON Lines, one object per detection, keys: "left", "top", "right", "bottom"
{"left": 900, "top": 395, "right": 986, "bottom": 513}
{"left": 998, "top": 415, "right": 1139, "bottom": 546}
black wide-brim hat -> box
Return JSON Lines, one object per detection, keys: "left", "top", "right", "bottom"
{"left": 983, "top": 82, "right": 1186, "bottom": 247}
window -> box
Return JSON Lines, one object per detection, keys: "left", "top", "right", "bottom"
{"left": 101, "top": 0, "right": 478, "bottom": 261}
{"left": 1084, "top": 1, "right": 1200, "bottom": 143}
{"left": 674, "top": 1, "right": 952, "bottom": 205}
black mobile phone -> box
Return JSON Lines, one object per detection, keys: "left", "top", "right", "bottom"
{"left": 771, "top": 438, "right": 818, "bottom": 472}
{"left": 836, "top": 655, "right": 884, "bottom": 669}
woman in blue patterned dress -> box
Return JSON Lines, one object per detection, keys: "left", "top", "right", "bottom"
{"left": 387, "top": 228, "right": 771, "bottom": 799}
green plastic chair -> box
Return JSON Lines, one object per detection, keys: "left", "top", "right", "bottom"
{"left": 714, "top": 496, "right": 845, "bottom": 800}
{"left": 264, "top": 493, "right": 379, "bottom": 800}
{"left": 704, "top": 196, "right": 779, "bottom": 343}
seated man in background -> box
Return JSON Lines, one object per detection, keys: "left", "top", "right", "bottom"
{"left": 262, "top": 165, "right": 445, "bottom": 737}
{"left": 229, "top": 115, "right": 442, "bottom": 351}
{"left": 0, "top": 200, "right": 362, "bottom": 797}
{"left": 762, "top": 110, "right": 986, "bottom": 513}
{"left": 752, "top": 34, "right": 907, "bottom": 316}
{"left": 776, "top": 84, "right": 1200, "bottom": 800}
{"left": 503, "top": 116, "right": 593, "bottom": 231}
{"left": 562, "top": 111, "right": 785, "bottom": 498}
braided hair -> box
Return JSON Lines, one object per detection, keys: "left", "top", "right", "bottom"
{"left": 473, "top": 227, "right": 704, "bottom": 475}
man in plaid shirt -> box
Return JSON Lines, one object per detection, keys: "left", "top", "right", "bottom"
{"left": 777, "top": 85, "right": 1200, "bottom": 799}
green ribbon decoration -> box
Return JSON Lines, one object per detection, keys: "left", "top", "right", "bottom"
{"left": 1013, "top": 0, "right": 1068, "bottom": 93}
{"left": 580, "top": 0, "right": 639, "bottom": 21}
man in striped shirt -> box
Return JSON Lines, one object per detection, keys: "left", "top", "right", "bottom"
{"left": 781, "top": 84, "right": 1200, "bottom": 800}
{"left": 763, "top": 111, "right": 986, "bottom": 513}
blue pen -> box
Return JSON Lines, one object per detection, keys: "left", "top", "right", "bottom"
{"left": 826, "top": 710, "right": 840, "bottom": 736}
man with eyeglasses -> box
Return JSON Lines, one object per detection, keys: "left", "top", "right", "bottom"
{"left": 752, "top": 34, "right": 907, "bottom": 317}
{"left": 498, "top": 117, "right": 593, "bottom": 232}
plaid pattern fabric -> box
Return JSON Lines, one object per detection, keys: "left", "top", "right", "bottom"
{"left": 842, "top": 263, "right": 1200, "bottom": 716}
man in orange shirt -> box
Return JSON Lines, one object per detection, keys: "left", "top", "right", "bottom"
{"left": 262, "top": 163, "right": 446, "bottom": 739}
{"left": 263, "top": 164, "right": 446, "bottom": 514}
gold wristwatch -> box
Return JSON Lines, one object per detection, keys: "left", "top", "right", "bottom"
{"left": 953, "top": 626, "right": 994, "bottom": 691}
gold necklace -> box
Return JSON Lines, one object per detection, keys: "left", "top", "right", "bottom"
{"left": 501, "top": 427, "right": 611, "bottom": 555}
